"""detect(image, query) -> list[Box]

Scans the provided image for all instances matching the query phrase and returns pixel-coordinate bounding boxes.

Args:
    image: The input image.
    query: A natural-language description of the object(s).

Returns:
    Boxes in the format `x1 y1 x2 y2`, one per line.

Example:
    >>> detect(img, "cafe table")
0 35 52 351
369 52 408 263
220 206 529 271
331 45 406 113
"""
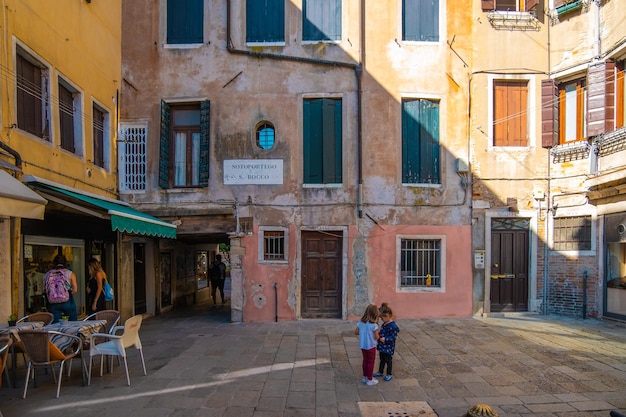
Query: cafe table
0 322 45 387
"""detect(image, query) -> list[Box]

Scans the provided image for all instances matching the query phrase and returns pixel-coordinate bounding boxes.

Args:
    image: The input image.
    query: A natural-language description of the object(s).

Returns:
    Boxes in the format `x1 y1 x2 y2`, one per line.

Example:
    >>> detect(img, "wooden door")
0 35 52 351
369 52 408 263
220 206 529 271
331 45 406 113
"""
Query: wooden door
134 243 147 314
490 220 529 312
301 231 342 318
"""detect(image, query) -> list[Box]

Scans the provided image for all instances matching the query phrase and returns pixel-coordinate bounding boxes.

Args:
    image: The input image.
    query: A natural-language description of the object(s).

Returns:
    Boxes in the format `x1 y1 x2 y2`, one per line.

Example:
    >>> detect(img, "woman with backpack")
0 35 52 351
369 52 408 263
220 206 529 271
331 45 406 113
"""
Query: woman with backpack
44 254 78 323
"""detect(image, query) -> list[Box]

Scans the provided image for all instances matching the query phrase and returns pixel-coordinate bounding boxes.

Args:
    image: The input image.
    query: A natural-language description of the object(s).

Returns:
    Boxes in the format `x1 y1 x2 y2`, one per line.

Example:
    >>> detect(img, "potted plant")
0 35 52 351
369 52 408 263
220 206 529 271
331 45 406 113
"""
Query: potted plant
8 314 17 326
60 314 69 323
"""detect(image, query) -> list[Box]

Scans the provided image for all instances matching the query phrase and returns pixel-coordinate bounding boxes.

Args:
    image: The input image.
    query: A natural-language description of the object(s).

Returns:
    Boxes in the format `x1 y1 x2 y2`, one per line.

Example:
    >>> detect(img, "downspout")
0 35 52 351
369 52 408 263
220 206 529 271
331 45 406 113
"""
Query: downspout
225 0 363 216
543 6 551 316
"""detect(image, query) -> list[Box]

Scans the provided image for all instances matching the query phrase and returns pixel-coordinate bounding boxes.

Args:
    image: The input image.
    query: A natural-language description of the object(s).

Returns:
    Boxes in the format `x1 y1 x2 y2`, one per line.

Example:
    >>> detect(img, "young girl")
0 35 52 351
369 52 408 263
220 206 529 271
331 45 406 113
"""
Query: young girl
355 304 380 385
373 303 400 381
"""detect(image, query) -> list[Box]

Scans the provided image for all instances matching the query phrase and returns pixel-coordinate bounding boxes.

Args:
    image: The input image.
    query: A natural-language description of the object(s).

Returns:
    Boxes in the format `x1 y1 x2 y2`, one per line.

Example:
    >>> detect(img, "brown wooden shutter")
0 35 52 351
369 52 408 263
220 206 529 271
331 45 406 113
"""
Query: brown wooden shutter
617 66 625 128
482 0 495 11
525 0 539 11
587 60 615 137
541 79 559 148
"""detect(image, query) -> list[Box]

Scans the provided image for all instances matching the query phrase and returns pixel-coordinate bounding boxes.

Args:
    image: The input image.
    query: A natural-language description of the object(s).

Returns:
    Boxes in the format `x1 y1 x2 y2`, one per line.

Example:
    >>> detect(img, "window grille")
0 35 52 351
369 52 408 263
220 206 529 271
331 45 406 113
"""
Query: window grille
400 239 441 287
119 124 147 191
553 216 591 251
264 230 285 260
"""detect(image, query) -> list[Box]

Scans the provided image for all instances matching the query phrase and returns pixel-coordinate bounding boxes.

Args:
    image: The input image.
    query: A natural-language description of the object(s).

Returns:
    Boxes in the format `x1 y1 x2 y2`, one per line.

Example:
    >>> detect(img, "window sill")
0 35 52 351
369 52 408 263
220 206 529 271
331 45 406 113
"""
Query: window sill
302 183 342 188
163 43 204 49
245 41 286 47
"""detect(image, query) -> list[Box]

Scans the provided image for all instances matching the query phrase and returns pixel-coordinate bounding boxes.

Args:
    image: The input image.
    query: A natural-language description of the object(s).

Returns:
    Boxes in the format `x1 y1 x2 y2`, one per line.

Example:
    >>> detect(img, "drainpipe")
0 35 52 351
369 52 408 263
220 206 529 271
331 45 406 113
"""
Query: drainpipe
273 282 278 322
0 140 23 317
582 270 588 319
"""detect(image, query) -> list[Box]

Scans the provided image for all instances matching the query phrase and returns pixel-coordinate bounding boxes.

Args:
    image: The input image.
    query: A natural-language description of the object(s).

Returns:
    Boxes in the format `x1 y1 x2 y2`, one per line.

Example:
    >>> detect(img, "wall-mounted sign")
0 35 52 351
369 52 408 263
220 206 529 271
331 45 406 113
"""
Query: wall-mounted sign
224 159 283 185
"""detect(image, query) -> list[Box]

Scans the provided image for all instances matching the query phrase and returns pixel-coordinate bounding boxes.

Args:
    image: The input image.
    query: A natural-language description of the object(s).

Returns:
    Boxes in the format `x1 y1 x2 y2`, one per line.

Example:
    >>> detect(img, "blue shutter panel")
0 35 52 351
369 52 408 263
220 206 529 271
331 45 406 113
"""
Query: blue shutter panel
303 99 323 183
167 0 203 44
403 0 438 42
420 100 440 183
247 0 284 43
199 100 210 187
303 0 341 41
159 101 171 189
402 100 420 183
323 99 342 183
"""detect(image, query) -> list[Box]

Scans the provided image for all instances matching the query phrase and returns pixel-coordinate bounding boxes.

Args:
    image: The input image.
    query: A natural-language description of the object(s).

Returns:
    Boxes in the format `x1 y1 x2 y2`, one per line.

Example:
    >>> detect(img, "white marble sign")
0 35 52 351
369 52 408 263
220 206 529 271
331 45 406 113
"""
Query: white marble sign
224 159 283 185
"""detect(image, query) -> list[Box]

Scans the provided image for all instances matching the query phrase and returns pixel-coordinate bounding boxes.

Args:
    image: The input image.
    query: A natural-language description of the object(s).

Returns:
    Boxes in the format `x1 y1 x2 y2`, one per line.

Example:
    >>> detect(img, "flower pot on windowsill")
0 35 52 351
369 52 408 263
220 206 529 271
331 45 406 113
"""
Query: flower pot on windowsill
7 320 16 327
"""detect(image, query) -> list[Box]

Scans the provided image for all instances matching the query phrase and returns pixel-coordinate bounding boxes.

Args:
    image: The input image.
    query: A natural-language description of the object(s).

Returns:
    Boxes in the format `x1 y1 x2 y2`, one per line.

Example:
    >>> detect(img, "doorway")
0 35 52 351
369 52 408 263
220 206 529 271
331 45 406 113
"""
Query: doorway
490 218 529 312
301 231 342 318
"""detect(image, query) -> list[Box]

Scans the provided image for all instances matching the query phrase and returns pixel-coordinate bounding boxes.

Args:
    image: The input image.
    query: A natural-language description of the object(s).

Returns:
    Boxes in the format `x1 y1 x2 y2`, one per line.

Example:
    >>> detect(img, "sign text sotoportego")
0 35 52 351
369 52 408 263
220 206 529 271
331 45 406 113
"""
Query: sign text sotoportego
223 159 284 185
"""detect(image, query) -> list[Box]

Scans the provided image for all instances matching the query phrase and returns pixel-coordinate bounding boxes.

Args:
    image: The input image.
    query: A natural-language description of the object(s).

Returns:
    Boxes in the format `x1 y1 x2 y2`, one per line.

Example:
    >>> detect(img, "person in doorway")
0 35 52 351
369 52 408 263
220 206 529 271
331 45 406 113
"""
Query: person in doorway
44 254 78 323
355 304 380 386
86 258 107 314
373 302 400 381
209 254 227 305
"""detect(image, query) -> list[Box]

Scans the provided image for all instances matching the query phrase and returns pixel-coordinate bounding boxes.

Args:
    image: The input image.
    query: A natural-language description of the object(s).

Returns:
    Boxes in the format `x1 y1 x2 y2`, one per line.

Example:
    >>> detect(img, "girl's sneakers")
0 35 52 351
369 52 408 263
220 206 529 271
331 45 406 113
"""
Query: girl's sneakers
384 375 393 381
366 378 379 385
372 372 383 377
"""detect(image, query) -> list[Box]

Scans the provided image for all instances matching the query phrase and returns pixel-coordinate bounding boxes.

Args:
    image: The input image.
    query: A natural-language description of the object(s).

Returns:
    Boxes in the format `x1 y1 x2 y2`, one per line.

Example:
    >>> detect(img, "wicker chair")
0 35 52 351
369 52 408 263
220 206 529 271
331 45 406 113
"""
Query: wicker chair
0 336 12 388
82 310 120 336
19 330 83 398
16 312 54 325
87 314 146 386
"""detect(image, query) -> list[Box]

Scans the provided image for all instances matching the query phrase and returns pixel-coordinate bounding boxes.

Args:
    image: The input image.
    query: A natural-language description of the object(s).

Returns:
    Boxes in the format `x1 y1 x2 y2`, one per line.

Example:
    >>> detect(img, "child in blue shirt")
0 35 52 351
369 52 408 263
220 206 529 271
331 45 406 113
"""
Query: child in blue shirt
373 303 400 381
355 304 380 385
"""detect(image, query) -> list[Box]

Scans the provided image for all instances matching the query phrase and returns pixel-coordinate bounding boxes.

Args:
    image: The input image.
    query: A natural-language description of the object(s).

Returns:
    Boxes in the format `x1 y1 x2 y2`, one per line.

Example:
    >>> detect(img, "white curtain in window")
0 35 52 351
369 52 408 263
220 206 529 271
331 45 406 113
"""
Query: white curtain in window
174 132 186 186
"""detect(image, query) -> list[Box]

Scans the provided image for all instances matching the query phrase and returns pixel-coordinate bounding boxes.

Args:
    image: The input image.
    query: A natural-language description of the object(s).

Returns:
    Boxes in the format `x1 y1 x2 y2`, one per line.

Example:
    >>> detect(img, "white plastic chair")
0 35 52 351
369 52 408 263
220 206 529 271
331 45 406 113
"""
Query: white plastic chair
87 314 146 386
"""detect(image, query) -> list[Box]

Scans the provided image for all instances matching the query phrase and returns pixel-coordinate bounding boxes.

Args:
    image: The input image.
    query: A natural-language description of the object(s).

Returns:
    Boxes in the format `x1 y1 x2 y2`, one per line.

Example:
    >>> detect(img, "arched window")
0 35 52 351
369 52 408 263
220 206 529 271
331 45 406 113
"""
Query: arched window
256 122 275 149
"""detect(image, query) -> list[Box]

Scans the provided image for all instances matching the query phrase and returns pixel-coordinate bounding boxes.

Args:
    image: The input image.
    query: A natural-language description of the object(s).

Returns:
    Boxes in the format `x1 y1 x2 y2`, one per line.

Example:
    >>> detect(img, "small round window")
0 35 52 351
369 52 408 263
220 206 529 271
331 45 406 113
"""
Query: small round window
256 122 275 150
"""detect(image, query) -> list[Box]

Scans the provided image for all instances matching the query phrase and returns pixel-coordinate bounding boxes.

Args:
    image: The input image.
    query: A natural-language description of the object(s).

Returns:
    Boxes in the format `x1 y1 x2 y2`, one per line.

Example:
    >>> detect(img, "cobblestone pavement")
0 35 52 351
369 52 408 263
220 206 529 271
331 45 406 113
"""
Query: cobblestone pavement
1 303 625 417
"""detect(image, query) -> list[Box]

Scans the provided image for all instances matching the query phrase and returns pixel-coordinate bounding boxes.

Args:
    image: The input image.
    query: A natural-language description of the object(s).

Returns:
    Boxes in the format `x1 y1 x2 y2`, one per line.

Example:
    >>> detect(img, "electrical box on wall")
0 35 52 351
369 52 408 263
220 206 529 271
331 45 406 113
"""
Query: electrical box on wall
533 188 545 200
455 158 469 173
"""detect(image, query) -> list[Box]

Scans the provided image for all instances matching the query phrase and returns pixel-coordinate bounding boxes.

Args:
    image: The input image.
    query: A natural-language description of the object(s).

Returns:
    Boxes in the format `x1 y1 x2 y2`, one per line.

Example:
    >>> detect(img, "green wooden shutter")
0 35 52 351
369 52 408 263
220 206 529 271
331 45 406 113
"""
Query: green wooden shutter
402 100 420 183
247 0 284 43
303 99 323 183
403 100 440 184
303 0 341 41
167 0 203 44
199 100 210 187
403 0 438 42
323 99 342 183
419 100 440 184
159 101 171 189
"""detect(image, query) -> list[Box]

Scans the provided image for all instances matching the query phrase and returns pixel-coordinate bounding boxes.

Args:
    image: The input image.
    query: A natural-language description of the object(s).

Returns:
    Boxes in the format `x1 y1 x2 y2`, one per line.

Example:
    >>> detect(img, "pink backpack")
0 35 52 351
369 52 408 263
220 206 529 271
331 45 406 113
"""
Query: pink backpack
45 269 70 303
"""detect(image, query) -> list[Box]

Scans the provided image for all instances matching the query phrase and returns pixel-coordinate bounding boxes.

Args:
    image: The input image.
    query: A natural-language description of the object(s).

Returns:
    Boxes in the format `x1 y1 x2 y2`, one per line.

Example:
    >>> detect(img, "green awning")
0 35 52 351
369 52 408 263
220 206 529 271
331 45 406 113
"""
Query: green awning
28 180 176 239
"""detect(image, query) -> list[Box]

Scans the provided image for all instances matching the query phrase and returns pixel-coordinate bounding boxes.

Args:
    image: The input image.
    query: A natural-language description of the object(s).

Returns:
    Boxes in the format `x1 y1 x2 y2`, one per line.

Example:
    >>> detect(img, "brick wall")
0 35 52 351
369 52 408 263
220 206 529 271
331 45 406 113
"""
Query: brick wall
547 252 599 318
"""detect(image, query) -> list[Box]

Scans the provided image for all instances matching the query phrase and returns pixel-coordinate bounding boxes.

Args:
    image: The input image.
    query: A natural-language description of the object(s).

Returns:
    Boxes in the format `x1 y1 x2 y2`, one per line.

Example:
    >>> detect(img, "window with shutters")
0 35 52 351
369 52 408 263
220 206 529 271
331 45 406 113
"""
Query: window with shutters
481 0 539 12
559 79 587 143
493 80 528 147
402 99 440 184
159 101 210 189
92 103 110 170
402 0 439 42
16 46 50 140
259 227 288 263
58 78 82 155
167 0 203 44
246 0 284 44
303 98 342 185
302 0 341 42
119 123 147 192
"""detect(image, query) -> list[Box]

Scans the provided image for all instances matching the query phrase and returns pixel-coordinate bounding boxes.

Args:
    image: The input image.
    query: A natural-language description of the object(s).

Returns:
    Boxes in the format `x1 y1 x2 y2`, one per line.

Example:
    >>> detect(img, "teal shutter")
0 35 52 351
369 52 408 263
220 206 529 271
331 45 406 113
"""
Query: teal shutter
246 0 284 42
402 100 440 184
199 100 210 187
323 99 342 183
303 99 323 183
167 0 203 44
303 0 341 41
403 0 439 42
304 98 342 184
159 101 171 189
